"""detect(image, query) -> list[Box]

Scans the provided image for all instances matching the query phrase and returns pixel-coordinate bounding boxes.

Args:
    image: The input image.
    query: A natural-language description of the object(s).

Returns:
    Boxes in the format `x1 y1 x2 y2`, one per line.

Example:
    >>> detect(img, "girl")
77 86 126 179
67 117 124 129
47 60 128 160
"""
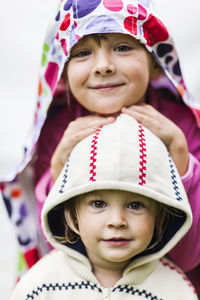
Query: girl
10 115 197 299
1 0 200 292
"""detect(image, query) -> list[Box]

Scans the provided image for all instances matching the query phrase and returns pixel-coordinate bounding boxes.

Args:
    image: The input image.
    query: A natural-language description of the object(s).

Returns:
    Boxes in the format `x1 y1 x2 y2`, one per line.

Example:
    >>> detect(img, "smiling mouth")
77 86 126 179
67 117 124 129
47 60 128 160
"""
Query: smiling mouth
90 83 125 91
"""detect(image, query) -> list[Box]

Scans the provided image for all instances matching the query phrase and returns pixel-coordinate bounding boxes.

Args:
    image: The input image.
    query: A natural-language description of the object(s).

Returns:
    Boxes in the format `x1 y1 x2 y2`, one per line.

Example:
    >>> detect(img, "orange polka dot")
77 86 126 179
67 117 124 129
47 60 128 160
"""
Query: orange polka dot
38 79 42 96
11 188 21 198
177 85 184 97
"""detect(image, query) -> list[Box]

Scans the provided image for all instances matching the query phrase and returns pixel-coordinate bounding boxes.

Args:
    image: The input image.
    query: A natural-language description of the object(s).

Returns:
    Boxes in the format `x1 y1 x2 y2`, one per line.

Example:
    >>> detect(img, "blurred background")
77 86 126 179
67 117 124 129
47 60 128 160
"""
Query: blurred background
0 0 200 298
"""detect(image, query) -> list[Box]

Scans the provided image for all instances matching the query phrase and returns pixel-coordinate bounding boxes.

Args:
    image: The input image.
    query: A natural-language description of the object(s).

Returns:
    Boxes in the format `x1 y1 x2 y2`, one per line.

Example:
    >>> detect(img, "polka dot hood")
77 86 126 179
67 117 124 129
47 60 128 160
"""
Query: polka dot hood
4 0 200 178
37 0 199 114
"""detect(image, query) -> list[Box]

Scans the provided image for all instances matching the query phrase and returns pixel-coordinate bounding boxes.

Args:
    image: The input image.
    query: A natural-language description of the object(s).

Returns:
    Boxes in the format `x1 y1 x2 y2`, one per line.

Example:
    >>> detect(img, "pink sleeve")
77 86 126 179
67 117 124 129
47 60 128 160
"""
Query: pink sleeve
35 168 54 250
167 153 200 271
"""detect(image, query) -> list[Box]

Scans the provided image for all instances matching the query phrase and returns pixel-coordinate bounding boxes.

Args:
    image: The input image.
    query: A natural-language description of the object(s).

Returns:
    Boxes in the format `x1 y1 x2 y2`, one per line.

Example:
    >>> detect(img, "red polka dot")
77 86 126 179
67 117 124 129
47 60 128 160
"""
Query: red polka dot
127 4 137 15
0 183 5 191
138 4 147 20
61 39 68 56
74 20 77 28
24 248 40 268
103 0 123 11
124 16 137 35
55 32 59 40
11 188 21 198
37 101 41 109
143 14 169 46
60 13 71 31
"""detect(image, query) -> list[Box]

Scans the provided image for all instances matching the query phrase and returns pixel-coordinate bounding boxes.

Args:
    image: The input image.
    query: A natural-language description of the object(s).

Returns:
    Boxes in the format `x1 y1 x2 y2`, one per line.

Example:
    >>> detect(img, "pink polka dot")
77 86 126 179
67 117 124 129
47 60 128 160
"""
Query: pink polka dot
61 39 68 56
60 13 71 31
138 4 147 20
76 35 81 41
124 16 137 35
127 4 137 15
55 32 59 40
103 0 123 11
44 62 59 93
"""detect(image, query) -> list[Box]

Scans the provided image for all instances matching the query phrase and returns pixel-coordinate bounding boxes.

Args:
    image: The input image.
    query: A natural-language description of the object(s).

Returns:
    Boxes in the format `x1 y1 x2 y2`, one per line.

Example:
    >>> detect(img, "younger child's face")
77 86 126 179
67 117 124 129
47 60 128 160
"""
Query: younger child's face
66 33 157 115
75 190 157 272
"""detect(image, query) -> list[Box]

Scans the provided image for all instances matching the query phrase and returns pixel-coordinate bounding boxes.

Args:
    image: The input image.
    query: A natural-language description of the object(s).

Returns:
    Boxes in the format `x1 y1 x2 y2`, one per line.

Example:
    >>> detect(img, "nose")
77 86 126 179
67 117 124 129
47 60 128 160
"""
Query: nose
93 49 115 76
107 209 127 229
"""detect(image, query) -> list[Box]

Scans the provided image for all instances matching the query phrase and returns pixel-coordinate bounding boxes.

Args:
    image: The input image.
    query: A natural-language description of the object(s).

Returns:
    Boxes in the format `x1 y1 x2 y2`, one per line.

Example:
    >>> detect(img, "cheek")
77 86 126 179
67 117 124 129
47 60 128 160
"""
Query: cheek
136 215 156 239
67 62 81 87
77 213 96 237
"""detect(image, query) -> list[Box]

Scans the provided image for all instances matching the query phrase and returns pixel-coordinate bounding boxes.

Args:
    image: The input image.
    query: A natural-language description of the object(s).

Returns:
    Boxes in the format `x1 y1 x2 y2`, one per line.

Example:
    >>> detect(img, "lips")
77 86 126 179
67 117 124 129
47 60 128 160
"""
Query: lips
89 83 125 90
104 237 131 246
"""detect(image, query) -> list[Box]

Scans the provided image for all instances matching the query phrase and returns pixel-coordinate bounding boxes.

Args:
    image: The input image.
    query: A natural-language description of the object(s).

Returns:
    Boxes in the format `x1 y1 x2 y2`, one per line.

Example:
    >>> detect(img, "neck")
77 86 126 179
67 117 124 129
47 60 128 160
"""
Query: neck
88 255 130 288
93 264 123 288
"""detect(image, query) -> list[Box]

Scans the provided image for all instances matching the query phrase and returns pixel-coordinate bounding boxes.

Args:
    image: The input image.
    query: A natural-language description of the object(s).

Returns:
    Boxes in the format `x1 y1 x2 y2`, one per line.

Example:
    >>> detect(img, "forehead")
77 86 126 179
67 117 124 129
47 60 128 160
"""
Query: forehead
79 189 154 203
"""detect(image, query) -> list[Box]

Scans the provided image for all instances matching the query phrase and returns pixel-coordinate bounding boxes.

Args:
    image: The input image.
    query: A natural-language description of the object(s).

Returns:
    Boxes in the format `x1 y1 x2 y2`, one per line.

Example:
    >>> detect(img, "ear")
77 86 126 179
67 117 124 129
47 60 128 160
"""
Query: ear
150 60 162 79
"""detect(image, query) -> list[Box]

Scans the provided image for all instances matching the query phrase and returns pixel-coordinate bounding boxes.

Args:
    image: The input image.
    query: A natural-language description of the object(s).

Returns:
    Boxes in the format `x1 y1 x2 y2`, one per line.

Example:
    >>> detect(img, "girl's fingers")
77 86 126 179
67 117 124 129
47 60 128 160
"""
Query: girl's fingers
121 107 151 125
121 104 157 118
50 115 115 182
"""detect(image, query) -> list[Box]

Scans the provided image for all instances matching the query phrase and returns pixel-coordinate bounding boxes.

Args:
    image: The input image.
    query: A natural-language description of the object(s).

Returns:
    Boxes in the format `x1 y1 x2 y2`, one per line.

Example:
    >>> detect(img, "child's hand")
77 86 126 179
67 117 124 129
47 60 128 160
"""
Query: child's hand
50 115 115 182
121 104 189 176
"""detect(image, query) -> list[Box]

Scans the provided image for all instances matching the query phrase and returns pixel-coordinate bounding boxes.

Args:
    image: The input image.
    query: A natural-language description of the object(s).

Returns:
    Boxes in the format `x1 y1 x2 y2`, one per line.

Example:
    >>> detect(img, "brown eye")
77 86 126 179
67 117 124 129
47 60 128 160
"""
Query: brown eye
90 200 106 209
128 201 144 210
114 45 132 52
73 50 91 57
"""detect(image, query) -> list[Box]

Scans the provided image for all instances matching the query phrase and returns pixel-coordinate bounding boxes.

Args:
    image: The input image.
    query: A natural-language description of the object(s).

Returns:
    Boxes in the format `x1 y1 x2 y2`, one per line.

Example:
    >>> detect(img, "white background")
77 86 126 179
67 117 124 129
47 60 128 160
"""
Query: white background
0 1 200 298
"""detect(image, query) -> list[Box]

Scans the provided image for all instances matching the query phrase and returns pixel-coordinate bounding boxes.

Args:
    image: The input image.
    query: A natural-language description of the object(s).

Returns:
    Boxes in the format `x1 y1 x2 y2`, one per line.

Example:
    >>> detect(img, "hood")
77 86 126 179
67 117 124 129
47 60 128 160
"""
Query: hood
42 114 192 269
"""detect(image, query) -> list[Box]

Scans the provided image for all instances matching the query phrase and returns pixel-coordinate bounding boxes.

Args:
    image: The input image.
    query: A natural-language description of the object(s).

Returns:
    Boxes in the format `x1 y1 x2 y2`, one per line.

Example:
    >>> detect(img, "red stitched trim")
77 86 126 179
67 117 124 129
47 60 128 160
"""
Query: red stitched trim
89 126 102 181
160 258 197 294
138 124 147 185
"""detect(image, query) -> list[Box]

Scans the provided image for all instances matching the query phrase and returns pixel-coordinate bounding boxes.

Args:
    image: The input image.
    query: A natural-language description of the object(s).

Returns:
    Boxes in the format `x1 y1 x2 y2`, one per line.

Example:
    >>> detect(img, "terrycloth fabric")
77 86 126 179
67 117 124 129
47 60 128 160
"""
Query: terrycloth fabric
1 0 200 285
11 114 197 299
10 250 197 300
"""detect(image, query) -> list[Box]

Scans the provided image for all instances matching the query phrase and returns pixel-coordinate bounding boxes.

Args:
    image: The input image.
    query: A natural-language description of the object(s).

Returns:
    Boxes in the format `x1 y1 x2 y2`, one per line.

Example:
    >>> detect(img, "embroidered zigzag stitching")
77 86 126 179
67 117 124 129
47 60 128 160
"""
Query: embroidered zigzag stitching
168 154 182 201
89 126 102 182
138 124 147 186
26 281 102 299
59 158 69 194
160 258 197 294
112 285 162 299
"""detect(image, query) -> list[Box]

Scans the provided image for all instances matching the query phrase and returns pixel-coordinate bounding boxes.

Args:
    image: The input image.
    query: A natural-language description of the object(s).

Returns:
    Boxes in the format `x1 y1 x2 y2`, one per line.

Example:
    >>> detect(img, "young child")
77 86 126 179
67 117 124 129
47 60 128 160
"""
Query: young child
10 114 197 299
1 0 200 291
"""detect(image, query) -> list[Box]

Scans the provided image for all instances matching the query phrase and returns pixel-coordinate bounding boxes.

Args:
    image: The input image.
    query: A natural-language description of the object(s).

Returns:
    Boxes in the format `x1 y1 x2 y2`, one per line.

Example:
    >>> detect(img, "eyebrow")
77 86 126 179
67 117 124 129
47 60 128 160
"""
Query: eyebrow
78 33 108 47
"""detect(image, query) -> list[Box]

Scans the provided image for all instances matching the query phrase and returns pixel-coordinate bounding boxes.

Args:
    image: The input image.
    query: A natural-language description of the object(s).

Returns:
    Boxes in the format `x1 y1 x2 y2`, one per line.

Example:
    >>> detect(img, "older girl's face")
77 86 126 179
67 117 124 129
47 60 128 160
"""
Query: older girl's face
66 33 158 114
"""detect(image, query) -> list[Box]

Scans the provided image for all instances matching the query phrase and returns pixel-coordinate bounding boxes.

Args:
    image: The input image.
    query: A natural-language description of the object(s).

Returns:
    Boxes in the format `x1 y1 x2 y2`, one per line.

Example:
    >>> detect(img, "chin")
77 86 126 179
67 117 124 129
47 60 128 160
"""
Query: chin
91 104 123 115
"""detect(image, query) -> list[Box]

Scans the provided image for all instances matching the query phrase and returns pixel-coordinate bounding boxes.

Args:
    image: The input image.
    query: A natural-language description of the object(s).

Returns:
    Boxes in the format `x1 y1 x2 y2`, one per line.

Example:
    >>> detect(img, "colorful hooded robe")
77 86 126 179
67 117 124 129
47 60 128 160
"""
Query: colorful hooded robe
1 0 200 291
